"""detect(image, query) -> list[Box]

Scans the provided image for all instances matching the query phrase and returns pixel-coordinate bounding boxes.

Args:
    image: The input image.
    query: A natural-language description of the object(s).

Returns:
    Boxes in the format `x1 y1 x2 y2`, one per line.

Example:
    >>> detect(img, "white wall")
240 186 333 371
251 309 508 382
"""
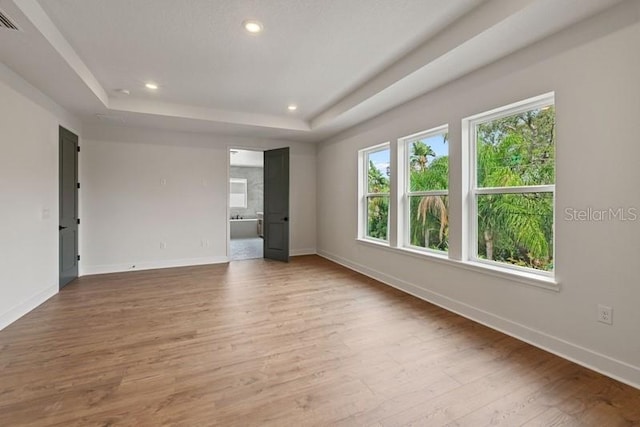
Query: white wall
316 5 640 387
0 62 81 329
80 124 316 274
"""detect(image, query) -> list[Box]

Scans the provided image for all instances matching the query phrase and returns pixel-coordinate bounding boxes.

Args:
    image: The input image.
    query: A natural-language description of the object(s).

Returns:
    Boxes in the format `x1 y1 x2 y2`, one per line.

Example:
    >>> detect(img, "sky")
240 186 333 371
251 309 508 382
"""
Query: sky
369 133 448 176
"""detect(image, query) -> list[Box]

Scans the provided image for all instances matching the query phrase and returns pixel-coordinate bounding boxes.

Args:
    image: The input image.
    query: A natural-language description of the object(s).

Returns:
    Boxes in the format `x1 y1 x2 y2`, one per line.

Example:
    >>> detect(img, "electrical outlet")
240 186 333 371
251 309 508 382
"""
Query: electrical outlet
160 242 167 249
597 304 613 325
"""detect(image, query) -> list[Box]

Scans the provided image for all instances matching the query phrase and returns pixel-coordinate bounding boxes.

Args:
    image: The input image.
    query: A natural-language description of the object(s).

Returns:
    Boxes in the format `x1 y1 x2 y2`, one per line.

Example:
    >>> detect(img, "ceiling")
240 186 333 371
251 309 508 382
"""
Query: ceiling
0 0 626 142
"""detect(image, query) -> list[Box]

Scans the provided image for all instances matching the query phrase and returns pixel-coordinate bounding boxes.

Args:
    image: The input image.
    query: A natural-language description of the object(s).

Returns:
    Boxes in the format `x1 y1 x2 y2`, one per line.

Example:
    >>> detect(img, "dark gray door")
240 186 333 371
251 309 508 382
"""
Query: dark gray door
59 127 78 288
263 147 289 262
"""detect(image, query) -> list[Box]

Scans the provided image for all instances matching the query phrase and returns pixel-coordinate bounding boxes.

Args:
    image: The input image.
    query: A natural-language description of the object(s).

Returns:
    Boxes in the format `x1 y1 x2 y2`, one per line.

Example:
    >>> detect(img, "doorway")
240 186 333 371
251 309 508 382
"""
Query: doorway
229 149 264 260
228 147 290 262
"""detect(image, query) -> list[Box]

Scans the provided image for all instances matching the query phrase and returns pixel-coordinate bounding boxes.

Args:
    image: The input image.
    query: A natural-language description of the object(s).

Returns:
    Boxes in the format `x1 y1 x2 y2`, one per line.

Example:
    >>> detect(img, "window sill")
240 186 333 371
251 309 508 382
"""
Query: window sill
357 237 390 248
355 238 559 292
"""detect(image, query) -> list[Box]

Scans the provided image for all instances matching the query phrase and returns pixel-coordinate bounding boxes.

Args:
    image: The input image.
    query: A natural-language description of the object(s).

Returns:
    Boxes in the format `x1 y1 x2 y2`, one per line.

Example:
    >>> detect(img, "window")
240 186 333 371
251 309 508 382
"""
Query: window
356 93 556 285
401 126 449 252
229 178 248 208
360 143 390 242
468 94 555 273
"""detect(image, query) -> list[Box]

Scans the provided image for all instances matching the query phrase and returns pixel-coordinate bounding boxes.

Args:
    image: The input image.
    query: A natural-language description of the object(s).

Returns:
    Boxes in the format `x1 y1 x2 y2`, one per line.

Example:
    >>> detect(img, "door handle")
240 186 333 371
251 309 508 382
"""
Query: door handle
59 226 67 231
283 217 288 222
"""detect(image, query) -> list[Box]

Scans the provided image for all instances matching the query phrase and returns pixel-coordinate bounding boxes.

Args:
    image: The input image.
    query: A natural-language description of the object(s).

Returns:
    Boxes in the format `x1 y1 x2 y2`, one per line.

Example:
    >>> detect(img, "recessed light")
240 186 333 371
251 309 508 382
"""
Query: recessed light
145 82 158 90
243 20 263 34
287 104 298 111
114 88 130 96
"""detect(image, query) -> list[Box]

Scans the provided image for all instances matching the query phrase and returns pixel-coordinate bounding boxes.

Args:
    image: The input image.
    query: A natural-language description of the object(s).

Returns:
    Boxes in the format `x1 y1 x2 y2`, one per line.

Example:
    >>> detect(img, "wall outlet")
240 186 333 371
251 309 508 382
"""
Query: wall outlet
160 242 167 249
597 304 613 325
201 239 210 248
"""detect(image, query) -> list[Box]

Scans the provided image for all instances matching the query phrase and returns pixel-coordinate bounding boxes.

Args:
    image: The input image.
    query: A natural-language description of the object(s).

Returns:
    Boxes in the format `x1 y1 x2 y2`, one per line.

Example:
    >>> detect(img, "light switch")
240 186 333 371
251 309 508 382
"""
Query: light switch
42 208 50 220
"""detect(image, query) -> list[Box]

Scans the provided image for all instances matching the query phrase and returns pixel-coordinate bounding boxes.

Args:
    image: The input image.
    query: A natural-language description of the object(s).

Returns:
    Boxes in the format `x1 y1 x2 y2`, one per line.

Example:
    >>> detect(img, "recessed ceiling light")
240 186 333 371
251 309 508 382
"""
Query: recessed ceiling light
243 20 263 34
114 88 130 96
287 104 298 111
145 82 158 90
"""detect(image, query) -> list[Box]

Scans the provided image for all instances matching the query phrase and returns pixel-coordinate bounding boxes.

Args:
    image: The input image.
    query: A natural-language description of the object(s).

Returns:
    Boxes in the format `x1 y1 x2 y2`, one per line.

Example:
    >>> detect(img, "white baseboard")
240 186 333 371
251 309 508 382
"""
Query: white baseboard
317 249 640 390
80 251 317 275
80 256 229 276
291 248 317 256
0 284 58 331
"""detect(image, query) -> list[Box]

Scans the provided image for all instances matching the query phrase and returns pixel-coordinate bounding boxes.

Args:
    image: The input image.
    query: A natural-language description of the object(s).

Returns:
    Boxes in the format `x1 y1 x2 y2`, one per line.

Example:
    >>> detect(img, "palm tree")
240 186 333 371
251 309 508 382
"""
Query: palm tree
410 141 436 171
416 195 448 247
409 155 449 249
475 107 555 269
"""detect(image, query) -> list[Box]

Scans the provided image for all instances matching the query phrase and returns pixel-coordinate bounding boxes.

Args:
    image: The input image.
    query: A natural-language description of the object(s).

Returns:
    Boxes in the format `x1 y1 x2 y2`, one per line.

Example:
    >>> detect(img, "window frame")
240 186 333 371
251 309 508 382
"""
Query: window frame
466 93 555 277
359 142 391 244
400 124 449 254
229 177 248 209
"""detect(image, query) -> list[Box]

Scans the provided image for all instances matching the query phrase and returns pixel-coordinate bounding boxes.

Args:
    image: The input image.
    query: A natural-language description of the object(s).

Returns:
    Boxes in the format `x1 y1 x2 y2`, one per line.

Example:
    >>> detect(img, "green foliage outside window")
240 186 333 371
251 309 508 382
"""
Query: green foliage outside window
408 138 449 251
476 106 555 271
367 160 389 240
366 105 554 271
407 105 555 270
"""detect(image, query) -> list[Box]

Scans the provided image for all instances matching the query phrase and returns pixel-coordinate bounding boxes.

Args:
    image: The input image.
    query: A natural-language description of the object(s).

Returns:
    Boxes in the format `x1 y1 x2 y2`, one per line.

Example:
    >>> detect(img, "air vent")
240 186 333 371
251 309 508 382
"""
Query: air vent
0 10 19 31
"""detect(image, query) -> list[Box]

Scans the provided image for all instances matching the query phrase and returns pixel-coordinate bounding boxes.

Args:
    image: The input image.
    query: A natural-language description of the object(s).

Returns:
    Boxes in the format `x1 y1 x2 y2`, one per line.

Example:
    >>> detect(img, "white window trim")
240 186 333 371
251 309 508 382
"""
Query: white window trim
229 178 248 209
358 142 391 243
399 125 449 255
466 92 555 278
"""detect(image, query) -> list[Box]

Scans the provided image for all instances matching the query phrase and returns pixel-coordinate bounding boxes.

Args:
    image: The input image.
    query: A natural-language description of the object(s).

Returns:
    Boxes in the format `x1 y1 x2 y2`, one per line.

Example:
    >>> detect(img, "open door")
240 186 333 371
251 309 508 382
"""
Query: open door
59 126 79 288
263 147 289 262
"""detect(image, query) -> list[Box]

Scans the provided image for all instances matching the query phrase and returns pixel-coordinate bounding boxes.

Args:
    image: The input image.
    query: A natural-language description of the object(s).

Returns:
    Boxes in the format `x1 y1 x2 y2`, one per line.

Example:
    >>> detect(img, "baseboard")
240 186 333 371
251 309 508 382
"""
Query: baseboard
80 256 230 276
0 284 58 331
291 248 317 256
81 251 317 275
317 249 640 390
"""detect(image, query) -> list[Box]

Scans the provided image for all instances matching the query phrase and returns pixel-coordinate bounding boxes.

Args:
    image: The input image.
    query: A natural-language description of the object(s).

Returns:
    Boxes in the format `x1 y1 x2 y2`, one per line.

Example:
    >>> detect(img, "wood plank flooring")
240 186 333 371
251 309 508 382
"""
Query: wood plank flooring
1 255 639 426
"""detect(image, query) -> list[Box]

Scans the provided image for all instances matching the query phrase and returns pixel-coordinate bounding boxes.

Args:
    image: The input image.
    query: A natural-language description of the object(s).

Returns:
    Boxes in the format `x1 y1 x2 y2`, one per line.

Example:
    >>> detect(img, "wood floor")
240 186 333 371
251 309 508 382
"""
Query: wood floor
1 256 639 426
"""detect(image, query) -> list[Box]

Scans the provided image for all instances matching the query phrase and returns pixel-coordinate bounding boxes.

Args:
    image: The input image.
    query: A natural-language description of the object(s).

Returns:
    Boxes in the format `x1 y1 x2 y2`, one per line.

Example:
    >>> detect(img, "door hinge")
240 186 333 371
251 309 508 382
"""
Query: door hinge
77 146 80 152
77 255 80 261
77 182 80 189
77 218 80 225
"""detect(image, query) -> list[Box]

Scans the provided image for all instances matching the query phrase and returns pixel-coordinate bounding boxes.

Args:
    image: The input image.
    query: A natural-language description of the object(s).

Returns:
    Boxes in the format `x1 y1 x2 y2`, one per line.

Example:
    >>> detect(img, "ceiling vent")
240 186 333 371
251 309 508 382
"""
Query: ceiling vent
0 10 19 31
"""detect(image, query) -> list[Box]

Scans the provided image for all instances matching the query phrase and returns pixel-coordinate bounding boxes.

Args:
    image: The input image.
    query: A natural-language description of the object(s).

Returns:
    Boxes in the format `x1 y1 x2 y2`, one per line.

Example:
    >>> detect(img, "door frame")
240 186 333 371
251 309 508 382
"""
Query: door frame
226 146 265 261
